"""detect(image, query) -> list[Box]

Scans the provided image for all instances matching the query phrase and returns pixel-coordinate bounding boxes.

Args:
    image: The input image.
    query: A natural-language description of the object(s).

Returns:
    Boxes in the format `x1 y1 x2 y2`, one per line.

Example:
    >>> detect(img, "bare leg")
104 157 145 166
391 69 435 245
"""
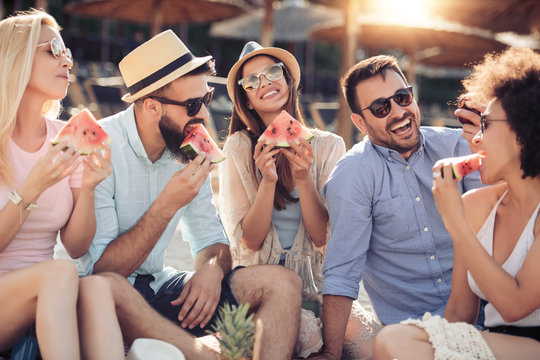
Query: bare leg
99 272 218 360
482 331 540 360
373 324 434 360
229 265 302 360
0 260 80 360
78 275 124 360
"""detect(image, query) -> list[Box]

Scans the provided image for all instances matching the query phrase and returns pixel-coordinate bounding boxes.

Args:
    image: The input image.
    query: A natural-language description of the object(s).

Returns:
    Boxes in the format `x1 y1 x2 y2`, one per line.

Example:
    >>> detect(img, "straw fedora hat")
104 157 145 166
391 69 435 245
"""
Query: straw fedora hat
126 338 185 360
120 29 212 103
226 41 301 104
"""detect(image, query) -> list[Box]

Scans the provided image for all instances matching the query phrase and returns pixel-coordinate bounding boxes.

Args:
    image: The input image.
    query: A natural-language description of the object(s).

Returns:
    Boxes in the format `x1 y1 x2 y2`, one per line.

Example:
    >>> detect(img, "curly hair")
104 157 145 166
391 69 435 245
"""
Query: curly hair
462 48 540 179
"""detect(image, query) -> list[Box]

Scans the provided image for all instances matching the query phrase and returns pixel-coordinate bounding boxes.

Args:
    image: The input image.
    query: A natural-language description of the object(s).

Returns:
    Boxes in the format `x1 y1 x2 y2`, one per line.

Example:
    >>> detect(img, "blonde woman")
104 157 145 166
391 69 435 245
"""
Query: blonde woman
0 10 122 359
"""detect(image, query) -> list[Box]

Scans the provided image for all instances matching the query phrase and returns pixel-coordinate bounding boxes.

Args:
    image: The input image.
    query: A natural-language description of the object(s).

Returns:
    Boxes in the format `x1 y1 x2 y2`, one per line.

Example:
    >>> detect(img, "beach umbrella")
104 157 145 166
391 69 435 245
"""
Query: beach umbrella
209 0 342 44
425 0 540 36
64 0 250 36
311 15 508 79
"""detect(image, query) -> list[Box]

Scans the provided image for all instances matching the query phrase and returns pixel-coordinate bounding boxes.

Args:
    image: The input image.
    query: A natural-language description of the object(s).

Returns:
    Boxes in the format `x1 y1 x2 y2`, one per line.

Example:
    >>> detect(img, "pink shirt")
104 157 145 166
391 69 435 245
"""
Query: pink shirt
0 118 82 274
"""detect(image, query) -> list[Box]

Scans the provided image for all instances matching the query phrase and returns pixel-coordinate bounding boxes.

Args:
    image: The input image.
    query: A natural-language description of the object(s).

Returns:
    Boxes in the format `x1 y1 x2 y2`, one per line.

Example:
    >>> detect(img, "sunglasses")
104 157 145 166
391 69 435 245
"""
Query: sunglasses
37 38 73 62
238 62 285 92
149 88 215 117
359 86 414 118
480 114 507 134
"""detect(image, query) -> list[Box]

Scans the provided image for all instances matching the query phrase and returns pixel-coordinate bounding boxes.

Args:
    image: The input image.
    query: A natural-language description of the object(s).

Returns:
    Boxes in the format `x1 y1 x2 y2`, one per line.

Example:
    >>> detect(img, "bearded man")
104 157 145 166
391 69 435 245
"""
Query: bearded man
73 30 301 360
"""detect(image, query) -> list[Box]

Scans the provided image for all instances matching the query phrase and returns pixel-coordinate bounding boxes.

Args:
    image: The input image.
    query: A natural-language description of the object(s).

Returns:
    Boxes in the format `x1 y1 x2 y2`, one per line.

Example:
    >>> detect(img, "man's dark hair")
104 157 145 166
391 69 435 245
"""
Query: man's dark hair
341 55 408 115
463 48 540 178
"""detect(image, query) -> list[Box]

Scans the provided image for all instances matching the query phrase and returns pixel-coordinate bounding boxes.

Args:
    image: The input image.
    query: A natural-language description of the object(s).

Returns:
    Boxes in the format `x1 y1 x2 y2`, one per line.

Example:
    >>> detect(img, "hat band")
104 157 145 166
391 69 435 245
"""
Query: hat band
128 52 195 95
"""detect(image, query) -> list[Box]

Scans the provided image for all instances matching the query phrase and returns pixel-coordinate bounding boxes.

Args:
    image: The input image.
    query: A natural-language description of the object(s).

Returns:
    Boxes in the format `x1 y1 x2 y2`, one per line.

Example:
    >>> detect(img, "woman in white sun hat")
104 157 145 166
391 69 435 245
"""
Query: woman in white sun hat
219 41 382 358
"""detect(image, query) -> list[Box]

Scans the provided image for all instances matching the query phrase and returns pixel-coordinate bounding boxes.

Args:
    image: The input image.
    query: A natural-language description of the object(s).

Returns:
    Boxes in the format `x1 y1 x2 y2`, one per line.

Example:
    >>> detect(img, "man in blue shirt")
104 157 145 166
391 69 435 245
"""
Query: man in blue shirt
314 55 483 359
76 30 301 359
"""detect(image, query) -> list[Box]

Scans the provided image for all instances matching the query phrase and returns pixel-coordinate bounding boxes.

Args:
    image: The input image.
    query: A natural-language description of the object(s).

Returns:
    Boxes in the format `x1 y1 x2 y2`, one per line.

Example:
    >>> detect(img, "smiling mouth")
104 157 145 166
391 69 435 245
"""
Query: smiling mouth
262 90 279 99
389 118 411 135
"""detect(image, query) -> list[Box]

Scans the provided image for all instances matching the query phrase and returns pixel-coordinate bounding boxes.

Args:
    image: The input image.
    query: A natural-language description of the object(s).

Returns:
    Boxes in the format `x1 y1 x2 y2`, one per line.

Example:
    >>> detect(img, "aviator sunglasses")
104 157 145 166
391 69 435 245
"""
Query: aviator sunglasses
480 114 507 134
238 62 285 92
37 38 73 62
148 87 215 117
359 86 414 118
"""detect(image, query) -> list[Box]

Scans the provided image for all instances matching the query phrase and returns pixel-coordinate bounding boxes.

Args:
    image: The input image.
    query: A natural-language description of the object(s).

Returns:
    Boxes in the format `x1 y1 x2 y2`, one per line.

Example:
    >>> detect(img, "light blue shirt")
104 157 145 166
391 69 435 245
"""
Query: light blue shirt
322 127 483 325
76 106 228 291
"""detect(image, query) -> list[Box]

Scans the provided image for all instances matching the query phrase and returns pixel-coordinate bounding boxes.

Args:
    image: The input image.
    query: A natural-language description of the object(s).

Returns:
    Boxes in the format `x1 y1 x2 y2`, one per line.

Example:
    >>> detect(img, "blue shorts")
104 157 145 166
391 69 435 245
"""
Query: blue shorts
133 267 241 337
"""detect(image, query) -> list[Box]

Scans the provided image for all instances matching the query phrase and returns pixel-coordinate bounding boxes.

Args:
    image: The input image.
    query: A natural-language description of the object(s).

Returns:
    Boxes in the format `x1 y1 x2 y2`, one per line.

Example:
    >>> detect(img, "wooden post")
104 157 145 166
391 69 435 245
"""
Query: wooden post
334 0 360 149
151 0 164 36
260 0 274 47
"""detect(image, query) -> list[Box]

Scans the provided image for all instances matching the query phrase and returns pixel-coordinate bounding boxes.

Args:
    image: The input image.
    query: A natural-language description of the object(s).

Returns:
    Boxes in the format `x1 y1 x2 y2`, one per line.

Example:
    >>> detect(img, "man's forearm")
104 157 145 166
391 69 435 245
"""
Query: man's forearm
321 294 353 358
194 243 232 278
94 196 176 276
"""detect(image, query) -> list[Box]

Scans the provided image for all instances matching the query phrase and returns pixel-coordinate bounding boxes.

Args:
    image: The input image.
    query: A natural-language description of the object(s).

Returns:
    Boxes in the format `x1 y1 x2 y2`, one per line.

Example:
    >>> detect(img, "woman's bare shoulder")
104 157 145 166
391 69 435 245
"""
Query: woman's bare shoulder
463 182 508 232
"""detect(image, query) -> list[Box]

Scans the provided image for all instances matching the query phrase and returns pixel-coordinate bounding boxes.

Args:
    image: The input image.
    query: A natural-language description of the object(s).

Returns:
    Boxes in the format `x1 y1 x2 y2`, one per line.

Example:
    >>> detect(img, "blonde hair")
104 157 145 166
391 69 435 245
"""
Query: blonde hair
0 9 61 185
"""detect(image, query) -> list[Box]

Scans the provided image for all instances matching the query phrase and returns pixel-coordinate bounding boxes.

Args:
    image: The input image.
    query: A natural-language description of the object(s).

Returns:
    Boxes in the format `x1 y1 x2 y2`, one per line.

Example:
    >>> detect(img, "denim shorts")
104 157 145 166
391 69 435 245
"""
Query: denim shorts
133 267 241 337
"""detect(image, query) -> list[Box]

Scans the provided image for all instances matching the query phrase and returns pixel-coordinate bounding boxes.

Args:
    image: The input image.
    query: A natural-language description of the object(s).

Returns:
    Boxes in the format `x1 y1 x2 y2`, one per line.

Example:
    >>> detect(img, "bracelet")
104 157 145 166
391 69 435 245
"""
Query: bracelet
8 190 38 224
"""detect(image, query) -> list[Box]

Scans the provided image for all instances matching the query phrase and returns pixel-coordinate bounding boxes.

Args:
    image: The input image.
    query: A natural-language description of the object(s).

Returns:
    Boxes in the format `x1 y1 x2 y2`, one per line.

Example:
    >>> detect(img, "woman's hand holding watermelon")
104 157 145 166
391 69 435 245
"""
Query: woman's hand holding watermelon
431 161 467 232
254 140 279 184
281 138 314 185
80 143 112 192
21 140 81 199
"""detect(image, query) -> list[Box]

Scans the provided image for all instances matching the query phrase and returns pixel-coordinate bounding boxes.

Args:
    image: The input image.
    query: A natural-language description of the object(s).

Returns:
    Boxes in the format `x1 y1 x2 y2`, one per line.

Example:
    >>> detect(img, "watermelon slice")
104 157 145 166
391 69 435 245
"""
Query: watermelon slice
258 110 313 147
179 123 225 163
440 153 485 180
51 108 111 155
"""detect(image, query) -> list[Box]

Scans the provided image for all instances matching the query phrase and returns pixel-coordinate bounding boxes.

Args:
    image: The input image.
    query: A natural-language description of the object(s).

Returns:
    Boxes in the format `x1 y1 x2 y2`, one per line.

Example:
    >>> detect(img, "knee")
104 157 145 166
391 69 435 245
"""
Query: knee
272 266 302 305
373 325 404 359
45 259 79 286
94 271 130 299
79 275 113 298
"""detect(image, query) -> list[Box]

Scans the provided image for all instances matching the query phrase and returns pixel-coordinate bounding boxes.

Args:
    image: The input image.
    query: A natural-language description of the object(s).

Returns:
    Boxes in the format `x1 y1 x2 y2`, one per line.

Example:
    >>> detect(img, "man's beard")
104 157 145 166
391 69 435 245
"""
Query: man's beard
158 114 203 163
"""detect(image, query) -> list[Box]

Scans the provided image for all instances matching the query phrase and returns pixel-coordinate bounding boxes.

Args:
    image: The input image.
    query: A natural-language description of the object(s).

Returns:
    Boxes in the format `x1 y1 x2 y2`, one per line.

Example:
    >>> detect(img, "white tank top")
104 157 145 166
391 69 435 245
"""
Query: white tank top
467 190 540 328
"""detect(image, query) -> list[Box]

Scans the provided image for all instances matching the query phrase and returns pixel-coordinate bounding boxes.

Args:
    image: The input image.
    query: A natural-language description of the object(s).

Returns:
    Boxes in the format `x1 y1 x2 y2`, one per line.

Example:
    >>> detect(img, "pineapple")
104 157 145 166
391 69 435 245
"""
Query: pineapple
209 302 255 360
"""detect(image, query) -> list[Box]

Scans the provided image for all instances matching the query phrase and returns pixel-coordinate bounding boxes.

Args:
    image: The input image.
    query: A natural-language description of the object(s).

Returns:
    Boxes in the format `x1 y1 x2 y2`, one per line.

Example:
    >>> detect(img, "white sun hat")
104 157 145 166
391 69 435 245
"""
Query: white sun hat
126 338 186 360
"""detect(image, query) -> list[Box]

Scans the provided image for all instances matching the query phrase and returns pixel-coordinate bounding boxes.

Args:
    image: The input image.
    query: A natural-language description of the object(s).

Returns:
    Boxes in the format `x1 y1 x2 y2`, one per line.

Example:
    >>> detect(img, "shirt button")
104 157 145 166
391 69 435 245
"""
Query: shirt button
415 196 420 202
387 156 392 161
430 255 435 260
424 226 429 232
405 165 411 170
437 278 442 283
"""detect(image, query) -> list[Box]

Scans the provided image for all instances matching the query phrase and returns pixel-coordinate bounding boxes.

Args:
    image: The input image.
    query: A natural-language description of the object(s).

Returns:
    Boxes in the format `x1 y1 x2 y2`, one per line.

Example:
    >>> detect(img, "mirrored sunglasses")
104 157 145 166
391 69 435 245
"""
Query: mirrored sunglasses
360 86 414 118
37 38 73 62
149 87 215 117
238 62 285 92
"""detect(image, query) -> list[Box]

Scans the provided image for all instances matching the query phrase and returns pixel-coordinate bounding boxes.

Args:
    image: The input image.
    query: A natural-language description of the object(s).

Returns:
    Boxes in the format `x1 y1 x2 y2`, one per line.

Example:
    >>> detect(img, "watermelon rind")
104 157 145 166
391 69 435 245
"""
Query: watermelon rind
179 124 226 164
257 110 314 147
179 142 226 164
51 108 111 155
444 153 483 180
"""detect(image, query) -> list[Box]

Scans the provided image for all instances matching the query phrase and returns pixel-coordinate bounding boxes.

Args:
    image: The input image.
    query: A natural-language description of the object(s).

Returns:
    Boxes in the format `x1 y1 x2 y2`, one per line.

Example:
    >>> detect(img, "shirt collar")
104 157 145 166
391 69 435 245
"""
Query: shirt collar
367 129 426 163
